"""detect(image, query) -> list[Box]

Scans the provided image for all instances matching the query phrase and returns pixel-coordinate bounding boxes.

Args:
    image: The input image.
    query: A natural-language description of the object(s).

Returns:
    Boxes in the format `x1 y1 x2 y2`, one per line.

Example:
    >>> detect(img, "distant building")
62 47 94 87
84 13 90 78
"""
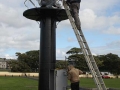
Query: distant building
0 58 15 69
0 58 7 69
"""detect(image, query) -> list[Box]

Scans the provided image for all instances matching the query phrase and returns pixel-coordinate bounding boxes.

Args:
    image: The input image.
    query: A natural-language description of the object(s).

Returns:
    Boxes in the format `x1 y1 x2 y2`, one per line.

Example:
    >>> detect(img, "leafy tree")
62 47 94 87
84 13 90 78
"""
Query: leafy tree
66 47 82 55
56 60 68 69
16 50 39 72
7 60 31 72
66 47 88 71
66 47 106 72
98 53 120 76
72 54 88 71
94 56 103 68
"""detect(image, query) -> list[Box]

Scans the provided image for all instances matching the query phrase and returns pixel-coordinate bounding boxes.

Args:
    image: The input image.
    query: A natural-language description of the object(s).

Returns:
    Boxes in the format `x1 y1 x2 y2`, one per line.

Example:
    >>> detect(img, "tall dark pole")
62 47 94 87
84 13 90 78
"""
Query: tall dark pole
39 17 56 90
23 8 68 90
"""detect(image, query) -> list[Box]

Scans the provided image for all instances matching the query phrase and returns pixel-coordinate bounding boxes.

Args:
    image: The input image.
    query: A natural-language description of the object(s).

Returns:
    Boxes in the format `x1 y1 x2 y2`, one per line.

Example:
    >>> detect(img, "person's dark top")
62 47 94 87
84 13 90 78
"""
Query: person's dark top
67 0 81 4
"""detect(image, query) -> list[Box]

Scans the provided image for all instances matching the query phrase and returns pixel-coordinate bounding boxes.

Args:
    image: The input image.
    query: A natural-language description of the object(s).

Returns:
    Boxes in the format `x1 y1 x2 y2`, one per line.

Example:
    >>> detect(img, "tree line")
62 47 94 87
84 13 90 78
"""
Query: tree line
7 47 120 76
8 50 39 72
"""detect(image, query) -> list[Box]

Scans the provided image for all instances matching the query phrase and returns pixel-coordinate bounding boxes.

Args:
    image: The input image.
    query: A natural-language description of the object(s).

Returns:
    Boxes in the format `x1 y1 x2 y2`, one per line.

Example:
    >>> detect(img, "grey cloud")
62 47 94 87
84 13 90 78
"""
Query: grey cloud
91 41 120 57
103 26 120 35
0 25 40 51
106 41 120 48
0 0 120 59
0 3 34 28
81 0 120 12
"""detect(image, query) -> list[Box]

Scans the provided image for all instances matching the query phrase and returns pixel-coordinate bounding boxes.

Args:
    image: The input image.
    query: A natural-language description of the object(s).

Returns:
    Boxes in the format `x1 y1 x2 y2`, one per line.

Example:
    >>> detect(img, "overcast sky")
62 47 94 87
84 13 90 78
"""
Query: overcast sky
0 0 120 59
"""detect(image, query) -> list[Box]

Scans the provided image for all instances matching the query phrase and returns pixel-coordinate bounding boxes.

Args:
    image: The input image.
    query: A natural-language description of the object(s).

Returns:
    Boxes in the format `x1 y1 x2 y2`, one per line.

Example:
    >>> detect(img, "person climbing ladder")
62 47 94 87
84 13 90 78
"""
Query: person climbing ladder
66 0 81 30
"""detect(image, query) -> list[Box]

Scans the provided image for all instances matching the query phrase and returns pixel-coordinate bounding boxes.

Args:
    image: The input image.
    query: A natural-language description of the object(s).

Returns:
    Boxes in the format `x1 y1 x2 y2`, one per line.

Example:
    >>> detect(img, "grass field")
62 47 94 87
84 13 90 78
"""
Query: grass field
80 78 120 89
0 76 120 90
0 77 38 90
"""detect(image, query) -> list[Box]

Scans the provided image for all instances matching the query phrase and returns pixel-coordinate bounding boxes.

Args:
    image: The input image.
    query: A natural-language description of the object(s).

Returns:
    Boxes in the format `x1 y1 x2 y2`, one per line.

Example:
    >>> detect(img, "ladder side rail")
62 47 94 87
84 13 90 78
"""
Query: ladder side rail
83 47 108 90
79 30 107 90
79 30 103 76
82 50 103 90
63 2 103 89
79 31 102 75
89 55 107 90
79 41 105 90
63 1 107 90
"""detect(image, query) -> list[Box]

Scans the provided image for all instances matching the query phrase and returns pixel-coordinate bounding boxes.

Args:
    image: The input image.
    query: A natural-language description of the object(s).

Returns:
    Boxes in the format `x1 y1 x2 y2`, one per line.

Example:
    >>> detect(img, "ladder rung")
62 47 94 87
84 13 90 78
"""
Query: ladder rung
96 83 104 85
84 54 91 56
79 34 83 36
88 54 92 56
97 76 101 78
83 41 86 43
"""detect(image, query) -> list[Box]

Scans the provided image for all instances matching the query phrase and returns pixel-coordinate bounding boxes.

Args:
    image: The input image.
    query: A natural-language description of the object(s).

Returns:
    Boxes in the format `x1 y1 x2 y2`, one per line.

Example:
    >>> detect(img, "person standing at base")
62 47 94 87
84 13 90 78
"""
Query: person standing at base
66 0 81 30
67 65 83 90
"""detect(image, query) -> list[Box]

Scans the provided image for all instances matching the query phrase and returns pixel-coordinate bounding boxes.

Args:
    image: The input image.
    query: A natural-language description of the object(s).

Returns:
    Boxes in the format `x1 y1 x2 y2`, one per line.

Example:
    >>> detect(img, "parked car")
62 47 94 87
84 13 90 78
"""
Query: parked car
102 75 110 79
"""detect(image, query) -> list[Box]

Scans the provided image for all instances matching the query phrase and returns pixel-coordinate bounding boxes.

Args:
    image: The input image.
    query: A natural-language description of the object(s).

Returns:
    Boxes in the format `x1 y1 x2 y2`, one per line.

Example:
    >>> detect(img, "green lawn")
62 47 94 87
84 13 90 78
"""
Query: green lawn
80 78 120 89
0 77 38 90
0 77 120 90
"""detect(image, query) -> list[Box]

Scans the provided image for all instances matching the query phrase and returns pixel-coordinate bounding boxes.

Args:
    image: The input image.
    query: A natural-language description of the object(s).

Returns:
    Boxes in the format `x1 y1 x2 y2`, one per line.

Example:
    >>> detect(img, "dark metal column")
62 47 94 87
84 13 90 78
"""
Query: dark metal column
39 17 56 90
23 7 68 90
39 17 52 90
50 19 56 90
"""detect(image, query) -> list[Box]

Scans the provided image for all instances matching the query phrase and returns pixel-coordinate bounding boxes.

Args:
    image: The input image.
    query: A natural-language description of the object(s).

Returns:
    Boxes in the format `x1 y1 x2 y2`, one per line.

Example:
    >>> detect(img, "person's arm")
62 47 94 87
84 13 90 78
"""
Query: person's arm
79 70 83 75
68 72 71 80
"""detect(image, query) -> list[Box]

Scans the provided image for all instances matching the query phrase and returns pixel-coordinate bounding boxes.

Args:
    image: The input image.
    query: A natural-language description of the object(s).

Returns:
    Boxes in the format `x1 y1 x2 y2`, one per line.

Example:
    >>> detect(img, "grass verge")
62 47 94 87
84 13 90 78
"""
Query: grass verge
0 76 38 90
80 78 120 89
0 76 120 90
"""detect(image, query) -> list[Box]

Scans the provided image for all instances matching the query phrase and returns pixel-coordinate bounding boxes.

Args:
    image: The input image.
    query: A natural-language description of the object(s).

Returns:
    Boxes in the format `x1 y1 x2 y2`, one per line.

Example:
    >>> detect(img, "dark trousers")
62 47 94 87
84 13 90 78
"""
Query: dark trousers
71 82 79 90
69 3 81 30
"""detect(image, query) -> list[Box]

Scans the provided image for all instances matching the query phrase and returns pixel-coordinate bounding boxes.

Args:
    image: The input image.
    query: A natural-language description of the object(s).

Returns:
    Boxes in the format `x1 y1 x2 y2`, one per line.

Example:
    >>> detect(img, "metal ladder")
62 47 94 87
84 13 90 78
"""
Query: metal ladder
63 1 107 90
